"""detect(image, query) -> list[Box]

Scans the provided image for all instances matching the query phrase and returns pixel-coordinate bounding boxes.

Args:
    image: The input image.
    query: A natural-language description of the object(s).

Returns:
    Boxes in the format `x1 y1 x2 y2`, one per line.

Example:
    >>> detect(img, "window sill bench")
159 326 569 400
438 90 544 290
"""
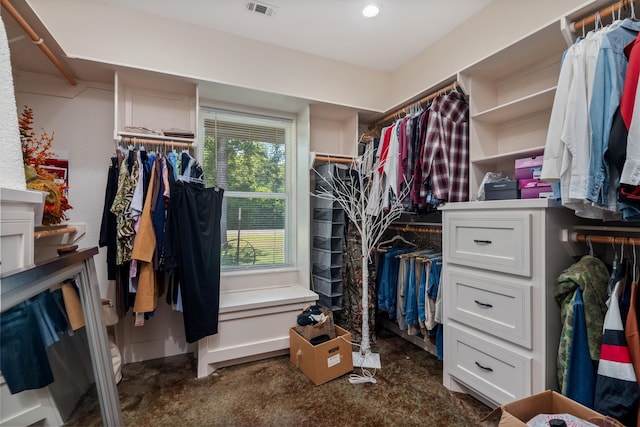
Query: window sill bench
197 284 318 378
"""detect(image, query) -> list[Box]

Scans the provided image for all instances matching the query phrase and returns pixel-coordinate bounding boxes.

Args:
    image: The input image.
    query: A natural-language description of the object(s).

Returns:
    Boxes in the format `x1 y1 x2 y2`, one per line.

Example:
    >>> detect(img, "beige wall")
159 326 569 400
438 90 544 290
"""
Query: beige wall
387 0 588 109
15 84 114 297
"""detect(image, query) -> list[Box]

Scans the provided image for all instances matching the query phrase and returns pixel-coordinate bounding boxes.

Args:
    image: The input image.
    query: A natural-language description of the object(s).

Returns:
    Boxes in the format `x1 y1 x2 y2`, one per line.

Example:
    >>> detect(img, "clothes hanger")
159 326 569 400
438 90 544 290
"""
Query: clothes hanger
377 234 417 250
587 235 594 256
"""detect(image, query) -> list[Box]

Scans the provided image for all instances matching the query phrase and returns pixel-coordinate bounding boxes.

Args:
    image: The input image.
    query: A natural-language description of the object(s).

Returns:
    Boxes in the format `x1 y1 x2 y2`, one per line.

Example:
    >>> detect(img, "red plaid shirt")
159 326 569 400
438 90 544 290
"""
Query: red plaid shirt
418 92 469 203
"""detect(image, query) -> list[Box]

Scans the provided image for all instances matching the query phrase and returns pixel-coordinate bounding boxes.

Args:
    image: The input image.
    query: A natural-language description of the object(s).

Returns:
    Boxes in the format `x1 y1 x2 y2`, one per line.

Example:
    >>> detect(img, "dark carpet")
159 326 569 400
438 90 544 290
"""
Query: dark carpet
65 328 493 426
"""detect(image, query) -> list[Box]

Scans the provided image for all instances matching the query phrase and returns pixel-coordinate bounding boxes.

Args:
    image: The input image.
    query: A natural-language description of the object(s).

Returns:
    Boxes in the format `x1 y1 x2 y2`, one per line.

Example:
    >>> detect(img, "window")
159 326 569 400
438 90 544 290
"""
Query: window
200 107 293 270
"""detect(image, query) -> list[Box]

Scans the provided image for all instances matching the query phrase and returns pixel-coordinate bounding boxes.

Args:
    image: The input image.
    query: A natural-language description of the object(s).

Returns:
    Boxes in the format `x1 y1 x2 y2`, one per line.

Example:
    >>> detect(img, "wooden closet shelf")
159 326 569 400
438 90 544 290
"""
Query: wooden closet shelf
34 226 78 240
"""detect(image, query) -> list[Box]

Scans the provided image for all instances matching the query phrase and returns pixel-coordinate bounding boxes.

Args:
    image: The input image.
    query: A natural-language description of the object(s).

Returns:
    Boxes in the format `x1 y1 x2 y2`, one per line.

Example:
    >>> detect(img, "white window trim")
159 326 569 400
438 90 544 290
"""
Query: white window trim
198 100 309 293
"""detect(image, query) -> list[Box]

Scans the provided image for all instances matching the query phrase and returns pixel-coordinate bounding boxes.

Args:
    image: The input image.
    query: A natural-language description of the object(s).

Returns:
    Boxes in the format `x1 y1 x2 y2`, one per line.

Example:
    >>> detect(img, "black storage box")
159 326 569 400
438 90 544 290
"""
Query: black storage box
484 180 519 200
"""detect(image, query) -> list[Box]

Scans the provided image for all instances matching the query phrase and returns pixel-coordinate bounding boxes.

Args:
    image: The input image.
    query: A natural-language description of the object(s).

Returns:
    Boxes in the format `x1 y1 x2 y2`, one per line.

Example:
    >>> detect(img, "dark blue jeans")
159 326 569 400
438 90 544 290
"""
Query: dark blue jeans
0 302 54 393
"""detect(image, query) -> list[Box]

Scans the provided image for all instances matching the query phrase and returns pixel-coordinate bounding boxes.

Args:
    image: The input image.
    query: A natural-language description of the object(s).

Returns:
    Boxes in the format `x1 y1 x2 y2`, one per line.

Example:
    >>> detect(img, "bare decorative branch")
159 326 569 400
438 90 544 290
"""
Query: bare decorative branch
311 144 411 356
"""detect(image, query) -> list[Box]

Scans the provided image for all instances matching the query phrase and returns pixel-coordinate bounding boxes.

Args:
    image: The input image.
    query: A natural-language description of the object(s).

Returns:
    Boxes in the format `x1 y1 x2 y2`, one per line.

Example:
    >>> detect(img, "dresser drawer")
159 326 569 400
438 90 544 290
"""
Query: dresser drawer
446 323 532 405
446 268 532 348
444 212 531 276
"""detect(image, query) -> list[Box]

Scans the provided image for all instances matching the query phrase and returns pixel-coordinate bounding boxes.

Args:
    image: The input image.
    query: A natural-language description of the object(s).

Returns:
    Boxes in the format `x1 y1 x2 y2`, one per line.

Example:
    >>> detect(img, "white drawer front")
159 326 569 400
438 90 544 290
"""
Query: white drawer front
446 323 532 405
445 213 531 276
446 268 532 348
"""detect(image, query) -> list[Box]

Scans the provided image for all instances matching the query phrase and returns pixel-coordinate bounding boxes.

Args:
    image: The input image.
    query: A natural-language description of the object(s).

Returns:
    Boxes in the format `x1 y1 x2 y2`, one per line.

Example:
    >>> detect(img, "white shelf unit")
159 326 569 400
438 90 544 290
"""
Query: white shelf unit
114 70 198 145
459 21 567 196
309 104 359 157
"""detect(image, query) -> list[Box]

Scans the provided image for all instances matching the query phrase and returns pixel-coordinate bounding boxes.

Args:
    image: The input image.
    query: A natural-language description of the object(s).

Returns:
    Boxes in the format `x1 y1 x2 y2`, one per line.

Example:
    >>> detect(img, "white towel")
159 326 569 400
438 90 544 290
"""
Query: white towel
0 15 26 191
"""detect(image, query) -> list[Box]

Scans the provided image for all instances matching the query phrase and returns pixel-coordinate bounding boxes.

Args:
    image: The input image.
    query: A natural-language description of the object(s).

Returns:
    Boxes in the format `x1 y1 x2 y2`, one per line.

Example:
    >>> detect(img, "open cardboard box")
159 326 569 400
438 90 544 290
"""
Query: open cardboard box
289 325 353 385
482 390 614 426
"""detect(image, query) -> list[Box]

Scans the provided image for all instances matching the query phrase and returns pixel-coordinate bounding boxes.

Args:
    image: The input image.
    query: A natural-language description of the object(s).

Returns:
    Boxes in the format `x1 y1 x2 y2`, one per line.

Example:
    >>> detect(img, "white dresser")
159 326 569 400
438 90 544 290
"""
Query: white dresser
440 199 579 407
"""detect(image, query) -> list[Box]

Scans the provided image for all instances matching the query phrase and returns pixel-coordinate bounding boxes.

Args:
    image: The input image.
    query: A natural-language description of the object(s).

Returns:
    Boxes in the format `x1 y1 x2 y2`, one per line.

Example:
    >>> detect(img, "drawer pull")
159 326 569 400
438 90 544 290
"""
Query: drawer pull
473 239 492 245
475 361 493 372
474 300 493 308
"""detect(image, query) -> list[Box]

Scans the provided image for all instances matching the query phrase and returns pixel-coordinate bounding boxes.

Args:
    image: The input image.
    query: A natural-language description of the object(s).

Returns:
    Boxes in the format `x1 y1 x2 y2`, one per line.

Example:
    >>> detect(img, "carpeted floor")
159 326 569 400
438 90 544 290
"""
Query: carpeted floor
65 328 494 426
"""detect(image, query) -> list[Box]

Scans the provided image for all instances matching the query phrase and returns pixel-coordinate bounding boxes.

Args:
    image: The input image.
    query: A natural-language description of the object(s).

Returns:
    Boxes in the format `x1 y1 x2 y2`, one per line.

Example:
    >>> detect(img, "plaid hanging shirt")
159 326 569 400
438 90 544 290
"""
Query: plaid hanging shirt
419 91 469 203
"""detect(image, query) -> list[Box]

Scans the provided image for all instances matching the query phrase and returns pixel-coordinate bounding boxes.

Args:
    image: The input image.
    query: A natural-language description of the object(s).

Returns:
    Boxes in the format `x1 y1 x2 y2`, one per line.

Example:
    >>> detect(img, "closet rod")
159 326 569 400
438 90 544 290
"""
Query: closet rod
370 81 460 130
0 0 77 86
314 155 354 165
118 136 194 149
388 225 442 234
571 0 637 32
313 153 356 165
573 233 640 247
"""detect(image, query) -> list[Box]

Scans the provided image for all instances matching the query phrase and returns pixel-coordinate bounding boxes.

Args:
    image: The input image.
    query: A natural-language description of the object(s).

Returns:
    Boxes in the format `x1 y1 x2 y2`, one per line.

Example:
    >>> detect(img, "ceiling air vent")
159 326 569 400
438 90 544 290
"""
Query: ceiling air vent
246 1 277 16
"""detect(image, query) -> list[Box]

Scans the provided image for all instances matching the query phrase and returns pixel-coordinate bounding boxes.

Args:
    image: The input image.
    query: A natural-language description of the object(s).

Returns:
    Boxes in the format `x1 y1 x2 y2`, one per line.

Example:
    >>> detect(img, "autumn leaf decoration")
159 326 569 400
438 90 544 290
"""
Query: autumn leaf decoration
19 106 72 225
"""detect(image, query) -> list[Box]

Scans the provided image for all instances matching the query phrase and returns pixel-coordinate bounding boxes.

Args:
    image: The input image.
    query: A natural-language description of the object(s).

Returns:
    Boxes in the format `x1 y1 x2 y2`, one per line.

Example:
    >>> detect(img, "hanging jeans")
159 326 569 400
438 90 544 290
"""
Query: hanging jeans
377 249 403 319
418 259 429 327
396 258 408 331
405 258 418 328
165 181 224 343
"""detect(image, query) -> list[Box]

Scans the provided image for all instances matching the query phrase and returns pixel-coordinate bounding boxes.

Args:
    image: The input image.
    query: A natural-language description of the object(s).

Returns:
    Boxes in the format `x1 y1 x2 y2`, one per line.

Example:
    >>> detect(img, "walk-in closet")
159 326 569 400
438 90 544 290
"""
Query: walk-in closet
2 0 640 425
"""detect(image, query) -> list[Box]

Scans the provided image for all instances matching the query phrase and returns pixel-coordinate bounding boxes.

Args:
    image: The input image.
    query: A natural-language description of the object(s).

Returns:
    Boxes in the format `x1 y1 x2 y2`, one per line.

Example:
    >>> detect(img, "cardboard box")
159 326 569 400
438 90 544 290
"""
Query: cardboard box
289 325 353 385
519 178 553 199
515 155 544 180
482 390 608 426
485 180 520 200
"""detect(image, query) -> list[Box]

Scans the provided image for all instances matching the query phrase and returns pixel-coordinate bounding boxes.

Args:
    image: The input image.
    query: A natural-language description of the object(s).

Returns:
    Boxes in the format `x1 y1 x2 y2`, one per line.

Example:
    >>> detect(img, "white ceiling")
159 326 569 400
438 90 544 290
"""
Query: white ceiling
99 0 494 72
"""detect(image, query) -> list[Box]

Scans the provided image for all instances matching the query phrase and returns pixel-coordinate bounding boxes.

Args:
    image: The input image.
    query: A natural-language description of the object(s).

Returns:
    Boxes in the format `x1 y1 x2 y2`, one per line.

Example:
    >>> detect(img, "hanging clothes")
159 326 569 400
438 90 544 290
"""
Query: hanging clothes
625 280 640 424
402 250 442 336
542 26 619 220
424 255 442 332
99 155 120 281
587 19 640 211
555 255 610 395
99 146 223 343
542 18 640 220
131 160 158 314
419 91 469 204
395 251 409 331
375 239 442 345
376 247 409 319
111 152 138 265
594 280 639 426
371 88 468 212
617 31 640 216
163 181 224 343
564 288 596 408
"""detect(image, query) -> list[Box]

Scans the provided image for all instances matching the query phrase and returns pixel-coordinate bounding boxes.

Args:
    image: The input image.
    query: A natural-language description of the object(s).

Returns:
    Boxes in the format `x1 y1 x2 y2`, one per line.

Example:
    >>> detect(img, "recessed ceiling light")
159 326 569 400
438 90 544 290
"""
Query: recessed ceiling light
362 4 380 18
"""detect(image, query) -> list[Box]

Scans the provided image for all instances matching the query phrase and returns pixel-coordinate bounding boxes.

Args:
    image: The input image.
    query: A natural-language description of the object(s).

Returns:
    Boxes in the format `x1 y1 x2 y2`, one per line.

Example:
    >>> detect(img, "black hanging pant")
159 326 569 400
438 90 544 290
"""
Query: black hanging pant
165 181 224 343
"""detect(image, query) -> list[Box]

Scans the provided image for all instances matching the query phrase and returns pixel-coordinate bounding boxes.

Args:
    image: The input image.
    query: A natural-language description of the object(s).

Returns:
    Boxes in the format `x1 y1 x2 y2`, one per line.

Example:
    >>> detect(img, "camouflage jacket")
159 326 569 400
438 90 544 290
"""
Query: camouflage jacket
554 255 610 394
